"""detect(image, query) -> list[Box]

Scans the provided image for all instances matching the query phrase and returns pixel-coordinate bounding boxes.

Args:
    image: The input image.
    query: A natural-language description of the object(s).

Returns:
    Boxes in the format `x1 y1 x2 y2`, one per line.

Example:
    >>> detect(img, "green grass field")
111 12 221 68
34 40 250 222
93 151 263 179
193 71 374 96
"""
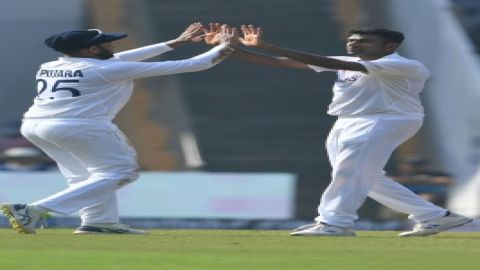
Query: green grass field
0 229 479 270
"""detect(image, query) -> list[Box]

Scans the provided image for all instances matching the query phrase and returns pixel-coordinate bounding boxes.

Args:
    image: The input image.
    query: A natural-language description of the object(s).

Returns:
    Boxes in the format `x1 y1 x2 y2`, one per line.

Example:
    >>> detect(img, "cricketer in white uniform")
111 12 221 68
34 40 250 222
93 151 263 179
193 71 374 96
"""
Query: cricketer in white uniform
223 25 472 236
0 23 237 234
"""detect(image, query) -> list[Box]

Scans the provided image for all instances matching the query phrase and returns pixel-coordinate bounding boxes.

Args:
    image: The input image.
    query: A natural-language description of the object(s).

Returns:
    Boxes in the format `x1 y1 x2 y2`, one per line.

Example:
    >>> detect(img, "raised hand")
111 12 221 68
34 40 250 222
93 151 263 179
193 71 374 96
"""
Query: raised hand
176 22 204 43
203 23 222 45
210 25 239 64
217 24 240 46
240 25 263 47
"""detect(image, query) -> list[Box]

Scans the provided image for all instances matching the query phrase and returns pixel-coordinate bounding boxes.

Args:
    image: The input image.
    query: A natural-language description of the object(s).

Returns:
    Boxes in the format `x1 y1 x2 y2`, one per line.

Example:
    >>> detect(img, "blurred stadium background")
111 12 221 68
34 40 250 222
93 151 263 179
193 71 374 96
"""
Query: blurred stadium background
1 0 480 230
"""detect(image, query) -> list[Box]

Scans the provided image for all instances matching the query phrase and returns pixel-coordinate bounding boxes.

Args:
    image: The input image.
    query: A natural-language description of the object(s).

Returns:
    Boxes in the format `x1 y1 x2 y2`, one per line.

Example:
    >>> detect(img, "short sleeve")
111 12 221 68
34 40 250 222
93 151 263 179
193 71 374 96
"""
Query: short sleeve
308 56 358 73
359 58 430 78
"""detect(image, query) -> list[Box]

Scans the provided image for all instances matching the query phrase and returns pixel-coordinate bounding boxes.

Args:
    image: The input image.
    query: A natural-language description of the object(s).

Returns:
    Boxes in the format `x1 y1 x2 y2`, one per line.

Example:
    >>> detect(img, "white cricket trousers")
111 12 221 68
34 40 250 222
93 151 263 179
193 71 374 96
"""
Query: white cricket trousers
21 119 139 225
316 115 446 228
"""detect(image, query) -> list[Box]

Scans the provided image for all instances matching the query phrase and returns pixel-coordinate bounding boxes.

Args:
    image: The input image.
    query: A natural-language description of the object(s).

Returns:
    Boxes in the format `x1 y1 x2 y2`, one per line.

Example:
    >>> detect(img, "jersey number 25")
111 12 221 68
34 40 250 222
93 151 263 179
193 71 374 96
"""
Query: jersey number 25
36 79 81 100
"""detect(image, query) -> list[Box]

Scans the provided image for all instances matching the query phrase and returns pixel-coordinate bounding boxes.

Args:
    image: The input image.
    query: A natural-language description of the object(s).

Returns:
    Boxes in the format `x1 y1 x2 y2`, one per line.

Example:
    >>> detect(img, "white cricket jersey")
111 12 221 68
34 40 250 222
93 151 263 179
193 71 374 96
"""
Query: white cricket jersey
309 53 430 117
24 43 229 120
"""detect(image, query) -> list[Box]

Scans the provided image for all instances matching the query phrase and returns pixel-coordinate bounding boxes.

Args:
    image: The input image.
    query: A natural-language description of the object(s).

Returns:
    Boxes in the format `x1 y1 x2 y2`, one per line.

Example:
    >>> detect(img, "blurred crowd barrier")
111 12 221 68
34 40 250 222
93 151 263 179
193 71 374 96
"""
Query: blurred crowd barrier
0 171 295 219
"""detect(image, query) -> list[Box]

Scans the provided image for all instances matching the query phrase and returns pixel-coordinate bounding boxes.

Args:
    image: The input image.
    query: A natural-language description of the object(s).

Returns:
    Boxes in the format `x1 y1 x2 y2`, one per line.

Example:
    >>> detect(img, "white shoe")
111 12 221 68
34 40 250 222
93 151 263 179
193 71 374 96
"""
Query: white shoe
0 203 42 234
291 222 317 232
399 212 473 237
73 223 148 234
290 223 356 236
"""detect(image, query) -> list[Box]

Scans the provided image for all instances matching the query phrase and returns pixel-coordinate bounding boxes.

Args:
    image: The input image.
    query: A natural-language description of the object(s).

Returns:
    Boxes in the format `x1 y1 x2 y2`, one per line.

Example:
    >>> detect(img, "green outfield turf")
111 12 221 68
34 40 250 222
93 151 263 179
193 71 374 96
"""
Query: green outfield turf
0 229 479 270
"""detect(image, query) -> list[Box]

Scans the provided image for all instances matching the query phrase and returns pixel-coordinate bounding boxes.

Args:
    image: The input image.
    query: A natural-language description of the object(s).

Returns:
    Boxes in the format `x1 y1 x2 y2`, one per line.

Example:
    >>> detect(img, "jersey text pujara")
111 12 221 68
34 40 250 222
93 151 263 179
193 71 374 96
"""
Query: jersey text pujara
38 69 84 78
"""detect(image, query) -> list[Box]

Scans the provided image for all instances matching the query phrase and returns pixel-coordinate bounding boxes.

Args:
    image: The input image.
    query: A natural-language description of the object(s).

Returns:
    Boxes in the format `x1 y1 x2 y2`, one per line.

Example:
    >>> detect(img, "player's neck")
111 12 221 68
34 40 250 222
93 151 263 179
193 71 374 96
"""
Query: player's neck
65 51 98 59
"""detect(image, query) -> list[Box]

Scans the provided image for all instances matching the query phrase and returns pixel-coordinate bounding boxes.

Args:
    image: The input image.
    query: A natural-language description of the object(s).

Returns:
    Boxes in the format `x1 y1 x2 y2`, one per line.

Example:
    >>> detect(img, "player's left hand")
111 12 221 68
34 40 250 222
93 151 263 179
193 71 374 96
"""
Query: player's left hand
176 22 204 43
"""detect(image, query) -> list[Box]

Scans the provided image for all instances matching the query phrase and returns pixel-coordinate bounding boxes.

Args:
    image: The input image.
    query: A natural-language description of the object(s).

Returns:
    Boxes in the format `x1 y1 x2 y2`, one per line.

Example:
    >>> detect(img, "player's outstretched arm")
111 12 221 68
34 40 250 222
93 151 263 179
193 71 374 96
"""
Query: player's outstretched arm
101 26 238 81
232 48 309 68
202 23 307 69
115 22 204 61
233 25 307 68
241 25 367 72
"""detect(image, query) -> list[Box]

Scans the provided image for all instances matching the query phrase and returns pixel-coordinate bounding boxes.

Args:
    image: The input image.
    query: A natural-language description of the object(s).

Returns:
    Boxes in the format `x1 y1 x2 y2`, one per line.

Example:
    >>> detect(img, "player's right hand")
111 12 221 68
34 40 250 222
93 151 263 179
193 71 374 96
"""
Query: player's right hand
176 22 204 43
203 23 222 45
217 24 240 46
240 25 263 48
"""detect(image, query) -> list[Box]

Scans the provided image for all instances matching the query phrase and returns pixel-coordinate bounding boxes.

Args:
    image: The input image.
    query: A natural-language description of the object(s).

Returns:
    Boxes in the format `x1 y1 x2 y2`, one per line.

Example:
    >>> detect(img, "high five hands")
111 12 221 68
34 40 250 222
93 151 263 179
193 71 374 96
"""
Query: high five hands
168 22 241 48
203 23 263 48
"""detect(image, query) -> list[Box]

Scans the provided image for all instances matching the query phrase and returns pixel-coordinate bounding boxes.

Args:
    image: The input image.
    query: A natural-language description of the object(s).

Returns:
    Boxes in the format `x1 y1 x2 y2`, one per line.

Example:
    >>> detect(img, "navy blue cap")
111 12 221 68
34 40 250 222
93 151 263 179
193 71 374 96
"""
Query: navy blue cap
44 29 127 52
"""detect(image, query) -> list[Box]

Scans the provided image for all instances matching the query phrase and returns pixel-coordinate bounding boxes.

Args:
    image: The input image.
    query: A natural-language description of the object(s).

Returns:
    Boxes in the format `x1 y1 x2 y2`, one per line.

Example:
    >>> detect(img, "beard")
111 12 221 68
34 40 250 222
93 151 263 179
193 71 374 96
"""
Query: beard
95 45 114 59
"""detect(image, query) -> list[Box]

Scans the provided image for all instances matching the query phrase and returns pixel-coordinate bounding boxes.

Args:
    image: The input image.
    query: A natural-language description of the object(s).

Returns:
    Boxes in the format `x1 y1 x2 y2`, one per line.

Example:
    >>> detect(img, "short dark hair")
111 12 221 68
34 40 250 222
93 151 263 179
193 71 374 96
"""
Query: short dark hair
348 28 405 44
